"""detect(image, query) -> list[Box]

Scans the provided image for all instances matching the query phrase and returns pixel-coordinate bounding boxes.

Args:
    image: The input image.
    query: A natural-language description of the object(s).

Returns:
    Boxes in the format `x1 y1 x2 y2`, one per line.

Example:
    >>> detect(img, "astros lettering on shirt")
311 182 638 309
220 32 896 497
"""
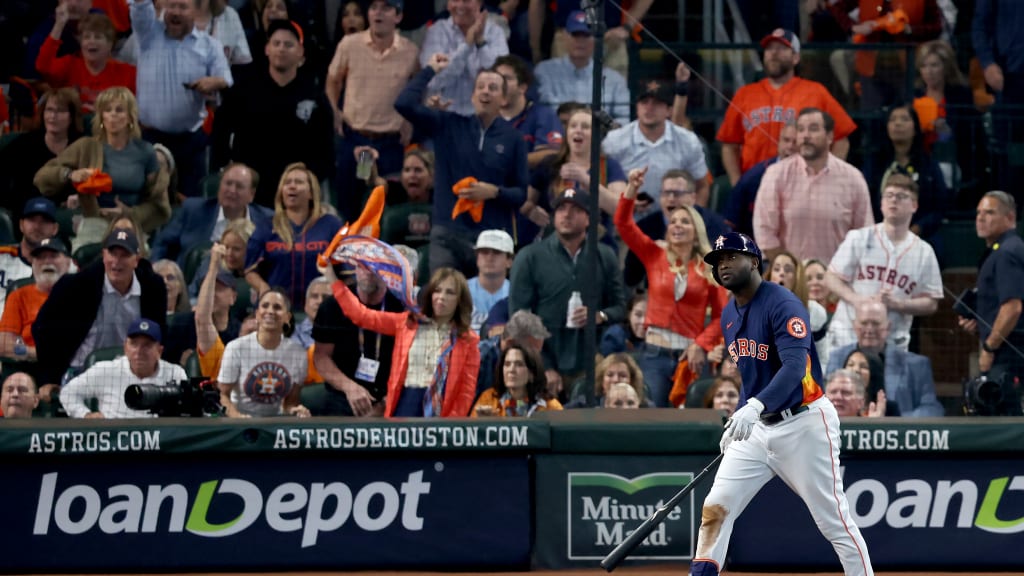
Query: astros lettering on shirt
723 281 823 412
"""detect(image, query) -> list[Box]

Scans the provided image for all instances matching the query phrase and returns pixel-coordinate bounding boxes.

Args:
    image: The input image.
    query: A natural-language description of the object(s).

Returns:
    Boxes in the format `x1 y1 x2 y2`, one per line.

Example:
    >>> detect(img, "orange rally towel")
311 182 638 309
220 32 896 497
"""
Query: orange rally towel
668 359 698 408
451 176 484 222
348 184 387 238
73 171 113 196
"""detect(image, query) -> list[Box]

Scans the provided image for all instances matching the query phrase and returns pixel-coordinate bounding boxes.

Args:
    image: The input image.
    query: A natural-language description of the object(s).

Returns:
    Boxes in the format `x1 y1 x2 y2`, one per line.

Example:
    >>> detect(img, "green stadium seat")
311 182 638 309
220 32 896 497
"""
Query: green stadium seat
938 219 985 270
183 242 213 285
184 352 202 379
84 346 123 369
73 242 103 269
684 378 714 409
0 208 15 244
300 382 328 416
709 174 732 214
200 172 221 199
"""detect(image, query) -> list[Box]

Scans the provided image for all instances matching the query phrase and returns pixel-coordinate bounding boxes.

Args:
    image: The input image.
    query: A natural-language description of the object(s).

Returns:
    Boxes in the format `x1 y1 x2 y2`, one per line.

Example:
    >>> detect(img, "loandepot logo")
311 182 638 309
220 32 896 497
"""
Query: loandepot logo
846 475 1024 533
568 472 694 560
32 471 430 547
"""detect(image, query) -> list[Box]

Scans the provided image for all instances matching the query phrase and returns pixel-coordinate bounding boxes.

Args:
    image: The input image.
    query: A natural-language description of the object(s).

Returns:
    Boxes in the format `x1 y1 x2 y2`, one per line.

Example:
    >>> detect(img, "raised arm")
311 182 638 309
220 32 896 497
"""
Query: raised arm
195 243 225 355
394 64 446 134
330 278 404 336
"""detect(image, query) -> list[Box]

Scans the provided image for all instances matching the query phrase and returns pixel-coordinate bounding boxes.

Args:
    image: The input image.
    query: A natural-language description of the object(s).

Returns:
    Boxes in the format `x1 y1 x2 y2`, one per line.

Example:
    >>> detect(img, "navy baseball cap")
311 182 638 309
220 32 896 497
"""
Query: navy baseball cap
30 236 69 257
760 28 801 54
565 10 592 36
552 187 591 210
104 228 140 255
215 269 237 288
703 232 763 266
266 19 304 45
22 197 57 221
637 79 674 105
127 318 162 343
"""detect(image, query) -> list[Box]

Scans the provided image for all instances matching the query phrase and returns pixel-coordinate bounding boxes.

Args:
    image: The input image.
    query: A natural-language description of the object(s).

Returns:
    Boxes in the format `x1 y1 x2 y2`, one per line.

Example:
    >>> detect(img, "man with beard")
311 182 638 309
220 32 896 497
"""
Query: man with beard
0 198 62 313
395 54 528 276
691 232 874 576
602 80 709 206
0 237 73 362
509 188 624 401
212 19 333 207
313 265 403 416
753 107 873 263
130 0 232 197
716 29 856 186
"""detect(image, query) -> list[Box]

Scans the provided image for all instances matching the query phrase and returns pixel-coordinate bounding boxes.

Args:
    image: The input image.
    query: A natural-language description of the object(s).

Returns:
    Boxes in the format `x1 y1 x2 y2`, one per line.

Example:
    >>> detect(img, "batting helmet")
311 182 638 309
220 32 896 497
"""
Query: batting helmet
703 233 763 285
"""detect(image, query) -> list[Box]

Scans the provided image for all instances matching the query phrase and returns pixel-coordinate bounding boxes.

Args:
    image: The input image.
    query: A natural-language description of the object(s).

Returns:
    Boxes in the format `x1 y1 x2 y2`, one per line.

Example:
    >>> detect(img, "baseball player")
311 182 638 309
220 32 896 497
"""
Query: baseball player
825 173 943 352
716 29 857 185
691 232 873 576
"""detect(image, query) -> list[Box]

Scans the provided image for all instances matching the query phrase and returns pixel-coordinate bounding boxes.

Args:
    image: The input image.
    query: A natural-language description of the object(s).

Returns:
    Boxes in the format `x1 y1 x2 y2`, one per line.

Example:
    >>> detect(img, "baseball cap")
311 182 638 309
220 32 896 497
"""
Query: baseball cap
30 236 69 257
103 228 140 255
215 269 237 289
760 28 800 54
703 232 763 266
552 187 591 210
636 79 674 106
475 230 514 254
127 318 162 343
266 19 304 45
565 10 592 36
22 197 57 221
376 0 403 9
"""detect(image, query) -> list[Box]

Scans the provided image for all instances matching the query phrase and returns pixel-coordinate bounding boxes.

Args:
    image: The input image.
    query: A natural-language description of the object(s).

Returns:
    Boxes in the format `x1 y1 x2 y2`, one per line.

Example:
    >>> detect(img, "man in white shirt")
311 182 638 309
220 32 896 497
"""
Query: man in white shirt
61 317 187 418
469 229 513 332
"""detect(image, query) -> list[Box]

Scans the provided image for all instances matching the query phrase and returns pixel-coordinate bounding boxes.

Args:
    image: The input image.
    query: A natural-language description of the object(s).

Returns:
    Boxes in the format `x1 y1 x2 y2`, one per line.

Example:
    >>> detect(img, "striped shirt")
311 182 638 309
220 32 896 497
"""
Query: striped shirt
129 0 233 133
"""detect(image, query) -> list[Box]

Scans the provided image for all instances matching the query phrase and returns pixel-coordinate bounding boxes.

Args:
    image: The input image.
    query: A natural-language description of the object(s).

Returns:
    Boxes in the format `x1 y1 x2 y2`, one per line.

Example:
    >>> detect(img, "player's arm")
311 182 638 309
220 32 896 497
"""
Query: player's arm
720 143 741 186
831 137 850 160
757 302 816 412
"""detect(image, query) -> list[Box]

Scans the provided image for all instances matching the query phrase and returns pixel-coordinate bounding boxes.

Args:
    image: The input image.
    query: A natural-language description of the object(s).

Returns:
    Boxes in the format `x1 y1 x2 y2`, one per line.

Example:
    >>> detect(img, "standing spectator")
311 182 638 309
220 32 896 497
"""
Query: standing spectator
325 0 418 213
0 237 73 362
753 108 873 263
213 20 333 208
616 167 726 406
469 229 514 333
0 373 39 419
959 191 1024 393
313 264 403 417
131 0 233 198
194 0 252 66
602 80 709 206
292 276 332 349
973 0 1024 205
245 162 343 311
509 188 625 400
826 299 944 416
61 317 187 418
150 163 272 267
826 174 943 352
395 56 528 276
0 199 62 313
33 228 167 389
34 87 171 242
717 29 856 185
36 13 137 114
723 123 798 236
381 149 434 250
420 0 508 117
534 11 629 125
23 0 94 79
472 343 562 416
323 264 481 418
242 0 289 70
218 288 310 417
494 54 563 169
0 89 84 220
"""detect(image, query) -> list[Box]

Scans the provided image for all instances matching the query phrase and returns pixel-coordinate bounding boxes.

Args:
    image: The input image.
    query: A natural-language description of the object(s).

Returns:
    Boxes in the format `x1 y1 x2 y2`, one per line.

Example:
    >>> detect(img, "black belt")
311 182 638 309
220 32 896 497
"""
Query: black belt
760 404 810 425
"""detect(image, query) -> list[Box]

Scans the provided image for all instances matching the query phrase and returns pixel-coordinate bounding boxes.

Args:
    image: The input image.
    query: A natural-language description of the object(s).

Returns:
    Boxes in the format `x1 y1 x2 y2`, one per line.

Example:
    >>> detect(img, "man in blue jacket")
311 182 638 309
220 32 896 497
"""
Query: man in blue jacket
150 163 273 267
395 53 529 277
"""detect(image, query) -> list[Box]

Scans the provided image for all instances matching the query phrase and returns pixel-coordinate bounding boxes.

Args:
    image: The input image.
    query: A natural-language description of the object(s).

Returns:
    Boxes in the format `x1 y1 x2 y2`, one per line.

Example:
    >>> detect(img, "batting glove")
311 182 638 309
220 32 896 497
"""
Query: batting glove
724 398 765 442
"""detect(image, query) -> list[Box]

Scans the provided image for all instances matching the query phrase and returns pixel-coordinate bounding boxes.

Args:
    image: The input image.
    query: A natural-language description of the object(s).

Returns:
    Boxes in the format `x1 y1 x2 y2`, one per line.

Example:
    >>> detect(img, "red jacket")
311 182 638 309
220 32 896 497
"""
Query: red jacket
332 281 480 417
615 197 726 351
35 37 136 112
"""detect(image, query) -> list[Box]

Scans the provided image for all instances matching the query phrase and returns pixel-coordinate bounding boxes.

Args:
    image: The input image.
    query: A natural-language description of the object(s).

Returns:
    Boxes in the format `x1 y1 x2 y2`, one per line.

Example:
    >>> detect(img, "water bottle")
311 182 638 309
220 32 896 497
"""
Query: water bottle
566 291 582 329
13 336 27 359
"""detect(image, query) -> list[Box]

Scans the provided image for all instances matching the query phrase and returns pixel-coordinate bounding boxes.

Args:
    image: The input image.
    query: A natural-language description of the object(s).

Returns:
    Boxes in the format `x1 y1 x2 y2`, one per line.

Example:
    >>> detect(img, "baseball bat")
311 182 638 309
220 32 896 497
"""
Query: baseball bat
599 452 724 572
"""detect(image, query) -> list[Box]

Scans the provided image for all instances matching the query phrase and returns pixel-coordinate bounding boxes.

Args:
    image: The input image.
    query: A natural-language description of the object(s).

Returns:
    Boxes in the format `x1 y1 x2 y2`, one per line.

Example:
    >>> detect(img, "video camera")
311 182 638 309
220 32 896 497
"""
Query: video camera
963 373 1023 416
124 378 224 417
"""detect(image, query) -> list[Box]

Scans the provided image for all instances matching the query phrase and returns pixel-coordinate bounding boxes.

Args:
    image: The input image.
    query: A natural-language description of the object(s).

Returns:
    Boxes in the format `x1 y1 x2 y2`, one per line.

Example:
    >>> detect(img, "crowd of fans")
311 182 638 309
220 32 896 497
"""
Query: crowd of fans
0 0 1022 421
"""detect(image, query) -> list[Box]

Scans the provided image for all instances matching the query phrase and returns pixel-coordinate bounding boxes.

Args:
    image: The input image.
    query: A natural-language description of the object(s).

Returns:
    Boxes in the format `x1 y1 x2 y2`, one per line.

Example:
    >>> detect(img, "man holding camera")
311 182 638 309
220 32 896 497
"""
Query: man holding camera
960 191 1024 409
60 318 186 419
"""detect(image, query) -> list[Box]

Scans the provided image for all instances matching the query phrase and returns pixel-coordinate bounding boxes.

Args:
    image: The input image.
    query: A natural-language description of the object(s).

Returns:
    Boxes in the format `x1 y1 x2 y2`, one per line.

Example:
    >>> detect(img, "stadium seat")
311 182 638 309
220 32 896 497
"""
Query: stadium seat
300 382 327 416
938 219 985 269
184 352 202 379
183 242 213 284
73 242 103 269
709 174 732 214
684 378 714 408
84 346 123 369
231 276 252 320
200 172 221 199
7 276 34 293
0 208 15 244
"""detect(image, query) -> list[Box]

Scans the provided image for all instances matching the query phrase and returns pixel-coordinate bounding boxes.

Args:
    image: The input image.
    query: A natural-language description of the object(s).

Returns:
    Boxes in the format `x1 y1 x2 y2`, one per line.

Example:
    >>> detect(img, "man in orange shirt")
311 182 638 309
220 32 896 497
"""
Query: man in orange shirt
716 29 857 185
0 236 73 362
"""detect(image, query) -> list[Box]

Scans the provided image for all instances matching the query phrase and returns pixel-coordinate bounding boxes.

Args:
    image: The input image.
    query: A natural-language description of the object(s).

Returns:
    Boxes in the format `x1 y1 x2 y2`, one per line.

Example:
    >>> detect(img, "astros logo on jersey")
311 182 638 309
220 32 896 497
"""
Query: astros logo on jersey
243 362 293 404
787 317 808 338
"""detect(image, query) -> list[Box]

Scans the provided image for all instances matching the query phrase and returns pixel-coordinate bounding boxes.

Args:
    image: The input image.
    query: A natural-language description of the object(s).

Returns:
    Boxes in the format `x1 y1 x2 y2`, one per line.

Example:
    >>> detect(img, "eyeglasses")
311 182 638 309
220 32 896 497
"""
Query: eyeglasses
882 192 913 202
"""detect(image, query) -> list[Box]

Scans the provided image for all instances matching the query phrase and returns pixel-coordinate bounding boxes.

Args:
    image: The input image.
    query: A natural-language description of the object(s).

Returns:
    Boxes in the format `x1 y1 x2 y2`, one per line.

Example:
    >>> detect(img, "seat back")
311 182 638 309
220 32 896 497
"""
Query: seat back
73 242 104 269
84 346 124 369
0 207 15 244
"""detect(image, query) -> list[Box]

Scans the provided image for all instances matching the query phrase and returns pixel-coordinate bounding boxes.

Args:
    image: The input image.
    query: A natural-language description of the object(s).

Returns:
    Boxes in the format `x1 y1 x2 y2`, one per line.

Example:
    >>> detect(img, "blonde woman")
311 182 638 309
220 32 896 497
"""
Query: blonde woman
614 166 727 407
34 86 171 247
245 163 342 310
189 218 255 299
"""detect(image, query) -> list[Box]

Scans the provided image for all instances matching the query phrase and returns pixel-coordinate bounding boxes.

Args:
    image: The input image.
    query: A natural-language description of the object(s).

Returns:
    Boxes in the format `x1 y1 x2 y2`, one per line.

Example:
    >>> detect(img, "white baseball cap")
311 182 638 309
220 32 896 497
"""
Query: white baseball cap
475 230 514 254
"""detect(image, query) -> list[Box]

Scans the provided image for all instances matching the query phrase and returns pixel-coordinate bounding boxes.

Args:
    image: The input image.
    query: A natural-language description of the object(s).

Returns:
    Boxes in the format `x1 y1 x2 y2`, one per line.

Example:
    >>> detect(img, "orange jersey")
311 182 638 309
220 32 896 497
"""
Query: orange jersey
716 77 857 173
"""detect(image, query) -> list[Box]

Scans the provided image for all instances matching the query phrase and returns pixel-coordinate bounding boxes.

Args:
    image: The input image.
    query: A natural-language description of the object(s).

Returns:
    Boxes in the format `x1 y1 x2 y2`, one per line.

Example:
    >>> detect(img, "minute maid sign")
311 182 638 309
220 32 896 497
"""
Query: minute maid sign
568 471 695 560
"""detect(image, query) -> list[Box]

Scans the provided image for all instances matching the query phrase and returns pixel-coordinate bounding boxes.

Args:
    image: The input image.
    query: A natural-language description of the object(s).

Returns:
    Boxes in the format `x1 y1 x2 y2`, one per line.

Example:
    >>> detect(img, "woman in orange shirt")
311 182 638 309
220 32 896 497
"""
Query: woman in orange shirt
614 167 726 407
35 13 136 114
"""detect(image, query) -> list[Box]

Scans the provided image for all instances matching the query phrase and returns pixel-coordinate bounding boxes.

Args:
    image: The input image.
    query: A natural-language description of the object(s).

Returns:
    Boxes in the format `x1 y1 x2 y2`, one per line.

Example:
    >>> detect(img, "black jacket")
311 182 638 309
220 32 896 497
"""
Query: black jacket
33 258 167 385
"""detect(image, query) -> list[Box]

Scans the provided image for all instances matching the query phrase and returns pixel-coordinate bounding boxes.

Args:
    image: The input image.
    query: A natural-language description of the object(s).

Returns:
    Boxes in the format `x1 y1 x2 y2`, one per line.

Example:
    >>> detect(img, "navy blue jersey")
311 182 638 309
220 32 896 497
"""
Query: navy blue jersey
722 281 824 412
508 100 563 153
